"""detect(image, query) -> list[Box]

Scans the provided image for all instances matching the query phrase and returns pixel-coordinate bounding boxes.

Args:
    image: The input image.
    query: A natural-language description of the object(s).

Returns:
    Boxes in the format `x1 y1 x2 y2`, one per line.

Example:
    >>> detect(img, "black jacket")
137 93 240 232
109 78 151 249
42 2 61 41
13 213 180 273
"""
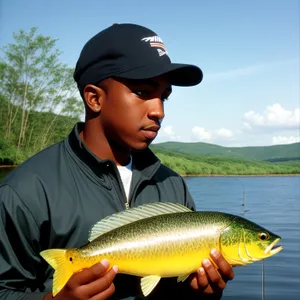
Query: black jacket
0 123 205 300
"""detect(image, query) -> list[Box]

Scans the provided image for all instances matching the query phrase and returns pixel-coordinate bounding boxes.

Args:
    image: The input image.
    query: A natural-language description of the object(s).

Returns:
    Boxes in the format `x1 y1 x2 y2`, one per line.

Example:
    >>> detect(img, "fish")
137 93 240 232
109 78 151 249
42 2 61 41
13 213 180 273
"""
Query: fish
40 202 283 297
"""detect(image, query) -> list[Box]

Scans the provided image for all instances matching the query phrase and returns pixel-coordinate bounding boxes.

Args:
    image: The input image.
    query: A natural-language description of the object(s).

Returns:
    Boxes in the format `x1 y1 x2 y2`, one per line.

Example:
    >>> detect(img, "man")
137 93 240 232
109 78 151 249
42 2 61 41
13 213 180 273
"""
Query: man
0 23 234 299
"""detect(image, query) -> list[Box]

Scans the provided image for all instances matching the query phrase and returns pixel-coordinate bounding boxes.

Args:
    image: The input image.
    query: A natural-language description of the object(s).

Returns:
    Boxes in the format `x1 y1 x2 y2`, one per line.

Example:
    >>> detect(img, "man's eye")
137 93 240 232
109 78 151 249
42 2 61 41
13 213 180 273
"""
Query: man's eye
133 90 151 97
133 90 169 102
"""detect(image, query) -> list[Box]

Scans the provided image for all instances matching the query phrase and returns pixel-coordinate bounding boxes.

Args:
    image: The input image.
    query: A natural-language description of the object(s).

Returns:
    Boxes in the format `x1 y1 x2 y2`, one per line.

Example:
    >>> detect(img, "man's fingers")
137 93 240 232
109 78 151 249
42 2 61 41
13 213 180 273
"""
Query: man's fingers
195 267 210 291
202 258 226 290
89 281 116 300
189 250 234 295
210 249 235 281
83 266 118 297
68 260 110 288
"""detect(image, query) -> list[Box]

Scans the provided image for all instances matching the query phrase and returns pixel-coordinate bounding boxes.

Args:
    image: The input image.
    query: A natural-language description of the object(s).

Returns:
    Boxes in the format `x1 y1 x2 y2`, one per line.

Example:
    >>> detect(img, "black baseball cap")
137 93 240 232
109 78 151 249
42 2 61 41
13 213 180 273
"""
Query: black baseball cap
74 23 203 93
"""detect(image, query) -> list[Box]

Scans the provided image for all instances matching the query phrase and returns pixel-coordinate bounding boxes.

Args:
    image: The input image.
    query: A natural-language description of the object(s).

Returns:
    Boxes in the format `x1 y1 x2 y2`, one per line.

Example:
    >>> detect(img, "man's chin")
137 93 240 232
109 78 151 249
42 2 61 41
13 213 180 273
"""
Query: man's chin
130 140 153 152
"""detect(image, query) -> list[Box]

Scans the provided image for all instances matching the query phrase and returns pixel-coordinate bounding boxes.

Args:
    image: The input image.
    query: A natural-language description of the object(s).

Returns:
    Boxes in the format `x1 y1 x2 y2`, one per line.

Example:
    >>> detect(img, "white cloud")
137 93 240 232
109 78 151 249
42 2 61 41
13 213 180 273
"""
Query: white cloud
156 115 299 147
191 126 234 142
192 126 212 141
241 122 252 131
215 128 234 138
243 103 300 130
272 135 300 145
163 125 175 136
155 125 181 142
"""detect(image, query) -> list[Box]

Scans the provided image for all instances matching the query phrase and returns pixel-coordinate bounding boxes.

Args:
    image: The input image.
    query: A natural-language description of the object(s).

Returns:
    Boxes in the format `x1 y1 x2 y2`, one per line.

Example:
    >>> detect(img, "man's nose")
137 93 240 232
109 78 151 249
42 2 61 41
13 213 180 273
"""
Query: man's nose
148 98 165 122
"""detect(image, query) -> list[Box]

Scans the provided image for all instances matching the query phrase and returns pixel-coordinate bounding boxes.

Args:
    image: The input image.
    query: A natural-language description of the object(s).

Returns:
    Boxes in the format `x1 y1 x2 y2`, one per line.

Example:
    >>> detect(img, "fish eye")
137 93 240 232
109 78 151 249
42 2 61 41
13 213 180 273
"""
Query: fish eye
259 232 270 241
69 257 73 262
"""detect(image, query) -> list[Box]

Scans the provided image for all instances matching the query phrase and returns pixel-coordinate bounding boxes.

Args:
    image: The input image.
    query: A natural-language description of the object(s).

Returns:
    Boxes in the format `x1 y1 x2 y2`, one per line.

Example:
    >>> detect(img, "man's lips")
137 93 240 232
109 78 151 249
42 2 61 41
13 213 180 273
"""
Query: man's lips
143 125 160 132
142 125 160 139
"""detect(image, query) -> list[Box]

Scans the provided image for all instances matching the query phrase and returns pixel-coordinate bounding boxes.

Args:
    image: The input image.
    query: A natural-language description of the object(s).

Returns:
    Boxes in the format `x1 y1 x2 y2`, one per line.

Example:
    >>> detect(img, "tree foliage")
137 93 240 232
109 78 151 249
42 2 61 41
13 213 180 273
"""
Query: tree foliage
0 27 83 163
152 148 300 175
152 141 300 161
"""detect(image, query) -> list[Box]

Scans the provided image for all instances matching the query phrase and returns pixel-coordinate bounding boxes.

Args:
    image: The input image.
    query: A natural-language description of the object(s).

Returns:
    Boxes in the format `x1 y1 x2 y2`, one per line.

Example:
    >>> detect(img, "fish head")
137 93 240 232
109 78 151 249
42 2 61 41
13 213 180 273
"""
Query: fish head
220 216 282 266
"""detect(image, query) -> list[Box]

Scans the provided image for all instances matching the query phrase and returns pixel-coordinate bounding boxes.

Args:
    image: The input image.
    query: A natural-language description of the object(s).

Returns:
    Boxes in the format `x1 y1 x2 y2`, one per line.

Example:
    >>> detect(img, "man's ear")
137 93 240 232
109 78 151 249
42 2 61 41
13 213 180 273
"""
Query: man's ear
83 84 105 113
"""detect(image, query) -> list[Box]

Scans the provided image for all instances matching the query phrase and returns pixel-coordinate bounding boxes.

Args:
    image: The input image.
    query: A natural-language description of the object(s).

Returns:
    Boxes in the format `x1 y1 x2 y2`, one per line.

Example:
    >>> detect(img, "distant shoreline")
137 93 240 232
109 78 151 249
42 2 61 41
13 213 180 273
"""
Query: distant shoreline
182 174 300 177
1 165 299 177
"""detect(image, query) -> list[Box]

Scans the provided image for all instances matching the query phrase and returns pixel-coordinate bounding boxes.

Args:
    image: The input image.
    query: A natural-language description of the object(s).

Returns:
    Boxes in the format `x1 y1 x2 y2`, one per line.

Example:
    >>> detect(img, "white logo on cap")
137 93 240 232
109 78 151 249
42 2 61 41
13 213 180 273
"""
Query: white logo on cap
141 36 168 57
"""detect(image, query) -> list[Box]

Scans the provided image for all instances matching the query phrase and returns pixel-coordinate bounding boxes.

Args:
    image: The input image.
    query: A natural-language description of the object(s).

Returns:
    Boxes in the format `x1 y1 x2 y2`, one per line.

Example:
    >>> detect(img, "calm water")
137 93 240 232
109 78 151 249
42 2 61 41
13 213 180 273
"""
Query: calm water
185 176 300 300
1 169 299 299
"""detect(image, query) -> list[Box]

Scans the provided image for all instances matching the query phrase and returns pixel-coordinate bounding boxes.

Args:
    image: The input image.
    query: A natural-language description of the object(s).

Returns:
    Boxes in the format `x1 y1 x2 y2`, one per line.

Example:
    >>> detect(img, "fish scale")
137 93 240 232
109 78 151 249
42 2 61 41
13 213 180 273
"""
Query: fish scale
79 212 227 269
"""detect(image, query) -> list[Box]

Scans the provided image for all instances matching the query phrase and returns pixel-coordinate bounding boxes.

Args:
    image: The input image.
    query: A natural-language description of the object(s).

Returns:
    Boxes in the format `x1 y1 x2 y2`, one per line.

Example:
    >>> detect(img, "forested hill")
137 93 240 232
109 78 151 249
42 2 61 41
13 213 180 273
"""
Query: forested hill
150 146 300 175
151 141 300 162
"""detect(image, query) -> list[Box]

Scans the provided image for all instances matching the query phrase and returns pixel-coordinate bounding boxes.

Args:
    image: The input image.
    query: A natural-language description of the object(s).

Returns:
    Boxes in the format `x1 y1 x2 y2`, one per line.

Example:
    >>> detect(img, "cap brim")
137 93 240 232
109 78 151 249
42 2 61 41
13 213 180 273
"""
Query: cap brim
116 63 203 86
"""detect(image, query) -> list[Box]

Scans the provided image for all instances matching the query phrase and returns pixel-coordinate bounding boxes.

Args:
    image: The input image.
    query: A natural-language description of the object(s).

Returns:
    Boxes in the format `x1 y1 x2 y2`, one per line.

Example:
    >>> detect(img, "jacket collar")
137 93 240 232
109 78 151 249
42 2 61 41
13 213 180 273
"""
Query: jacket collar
66 122 161 179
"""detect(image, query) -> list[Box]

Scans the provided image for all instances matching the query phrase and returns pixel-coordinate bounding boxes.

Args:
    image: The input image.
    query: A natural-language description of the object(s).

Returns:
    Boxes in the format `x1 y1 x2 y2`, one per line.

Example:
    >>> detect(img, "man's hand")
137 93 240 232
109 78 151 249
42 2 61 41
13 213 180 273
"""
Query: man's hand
43 259 118 300
189 249 234 296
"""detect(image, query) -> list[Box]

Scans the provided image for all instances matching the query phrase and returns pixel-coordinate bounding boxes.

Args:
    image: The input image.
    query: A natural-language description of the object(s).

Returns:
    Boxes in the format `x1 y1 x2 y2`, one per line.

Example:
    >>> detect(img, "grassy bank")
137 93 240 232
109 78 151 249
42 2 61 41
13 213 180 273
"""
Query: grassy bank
1 144 300 176
152 148 300 176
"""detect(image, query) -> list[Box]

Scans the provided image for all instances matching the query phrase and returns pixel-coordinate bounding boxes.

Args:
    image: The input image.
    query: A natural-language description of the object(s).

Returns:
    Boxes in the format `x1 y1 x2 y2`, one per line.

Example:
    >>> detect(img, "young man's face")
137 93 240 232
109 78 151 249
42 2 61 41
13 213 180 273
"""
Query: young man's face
99 76 172 151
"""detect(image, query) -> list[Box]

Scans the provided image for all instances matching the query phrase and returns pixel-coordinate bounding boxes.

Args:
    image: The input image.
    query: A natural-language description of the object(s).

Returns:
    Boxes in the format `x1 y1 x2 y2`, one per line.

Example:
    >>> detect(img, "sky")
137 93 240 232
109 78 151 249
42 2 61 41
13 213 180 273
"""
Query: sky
0 0 299 147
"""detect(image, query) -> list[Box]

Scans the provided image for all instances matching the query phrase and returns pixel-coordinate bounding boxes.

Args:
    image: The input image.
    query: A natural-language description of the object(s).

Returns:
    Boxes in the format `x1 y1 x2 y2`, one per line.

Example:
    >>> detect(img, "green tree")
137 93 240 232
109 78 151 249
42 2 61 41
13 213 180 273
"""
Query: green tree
0 27 83 157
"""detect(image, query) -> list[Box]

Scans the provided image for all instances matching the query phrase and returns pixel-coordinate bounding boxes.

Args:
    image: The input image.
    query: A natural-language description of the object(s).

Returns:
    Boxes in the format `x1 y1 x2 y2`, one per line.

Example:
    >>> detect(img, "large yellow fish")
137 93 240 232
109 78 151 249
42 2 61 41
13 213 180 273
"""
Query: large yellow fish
40 202 282 297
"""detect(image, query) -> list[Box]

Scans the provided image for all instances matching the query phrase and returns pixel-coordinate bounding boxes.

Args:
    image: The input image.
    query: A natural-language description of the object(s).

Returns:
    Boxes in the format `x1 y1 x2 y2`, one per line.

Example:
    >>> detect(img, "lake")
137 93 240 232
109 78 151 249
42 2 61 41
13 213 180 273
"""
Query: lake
1 168 299 299
185 176 300 300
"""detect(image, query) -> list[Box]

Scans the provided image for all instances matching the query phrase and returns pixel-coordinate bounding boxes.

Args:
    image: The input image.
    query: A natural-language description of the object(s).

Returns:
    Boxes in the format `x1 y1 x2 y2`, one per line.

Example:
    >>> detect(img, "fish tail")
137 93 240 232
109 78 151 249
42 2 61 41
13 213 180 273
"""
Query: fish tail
40 249 73 296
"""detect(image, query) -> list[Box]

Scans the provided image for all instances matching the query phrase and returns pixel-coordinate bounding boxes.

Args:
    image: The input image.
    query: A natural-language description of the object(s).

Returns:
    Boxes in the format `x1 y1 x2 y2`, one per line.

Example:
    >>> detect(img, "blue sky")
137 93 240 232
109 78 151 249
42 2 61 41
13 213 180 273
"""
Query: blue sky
1 0 299 146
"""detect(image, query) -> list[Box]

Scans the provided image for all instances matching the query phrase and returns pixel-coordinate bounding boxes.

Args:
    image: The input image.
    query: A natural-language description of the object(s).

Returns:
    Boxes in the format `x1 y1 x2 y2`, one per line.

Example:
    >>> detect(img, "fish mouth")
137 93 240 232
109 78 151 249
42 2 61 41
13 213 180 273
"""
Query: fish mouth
264 238 283 255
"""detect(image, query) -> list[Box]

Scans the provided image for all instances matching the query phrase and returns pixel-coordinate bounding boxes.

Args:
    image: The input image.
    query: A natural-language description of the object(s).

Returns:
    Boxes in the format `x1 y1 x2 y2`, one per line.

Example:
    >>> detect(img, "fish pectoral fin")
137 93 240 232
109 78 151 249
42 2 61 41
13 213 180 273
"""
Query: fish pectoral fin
177 274 190 282
141 275 161 296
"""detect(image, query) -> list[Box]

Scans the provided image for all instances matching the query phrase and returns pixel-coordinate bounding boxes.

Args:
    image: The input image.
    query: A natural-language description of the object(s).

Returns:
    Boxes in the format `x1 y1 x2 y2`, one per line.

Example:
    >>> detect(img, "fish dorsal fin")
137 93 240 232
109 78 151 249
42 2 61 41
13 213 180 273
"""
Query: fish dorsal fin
88 202 192 242
141 275 161 296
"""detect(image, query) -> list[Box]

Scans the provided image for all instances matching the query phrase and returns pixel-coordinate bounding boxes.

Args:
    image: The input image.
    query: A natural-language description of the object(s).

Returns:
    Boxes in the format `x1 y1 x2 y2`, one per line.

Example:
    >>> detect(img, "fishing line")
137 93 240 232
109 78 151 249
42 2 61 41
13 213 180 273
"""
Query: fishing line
262 258 265 300
204 178 269 299
235 178 246 216
236 178 265 300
